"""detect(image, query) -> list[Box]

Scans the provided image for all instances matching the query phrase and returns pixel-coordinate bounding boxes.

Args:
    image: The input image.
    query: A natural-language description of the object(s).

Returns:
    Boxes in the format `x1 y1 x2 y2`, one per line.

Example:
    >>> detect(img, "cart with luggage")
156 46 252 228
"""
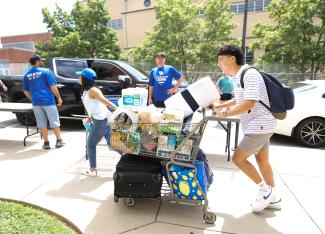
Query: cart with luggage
110 112 217 224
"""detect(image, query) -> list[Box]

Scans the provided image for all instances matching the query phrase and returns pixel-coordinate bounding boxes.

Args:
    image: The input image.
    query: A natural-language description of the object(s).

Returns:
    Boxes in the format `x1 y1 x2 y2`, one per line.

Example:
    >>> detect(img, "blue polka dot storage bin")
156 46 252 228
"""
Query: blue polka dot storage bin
169 160 207 200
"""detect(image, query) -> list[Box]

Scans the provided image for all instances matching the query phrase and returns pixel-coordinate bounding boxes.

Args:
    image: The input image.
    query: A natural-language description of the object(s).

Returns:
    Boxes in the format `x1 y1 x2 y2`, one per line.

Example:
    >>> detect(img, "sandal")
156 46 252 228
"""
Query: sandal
80 168 97 177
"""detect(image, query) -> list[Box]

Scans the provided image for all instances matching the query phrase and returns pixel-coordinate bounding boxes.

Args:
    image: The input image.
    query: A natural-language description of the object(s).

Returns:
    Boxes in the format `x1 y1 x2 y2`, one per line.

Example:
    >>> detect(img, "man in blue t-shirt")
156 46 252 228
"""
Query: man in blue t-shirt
148 52 183 108
22 55 65 150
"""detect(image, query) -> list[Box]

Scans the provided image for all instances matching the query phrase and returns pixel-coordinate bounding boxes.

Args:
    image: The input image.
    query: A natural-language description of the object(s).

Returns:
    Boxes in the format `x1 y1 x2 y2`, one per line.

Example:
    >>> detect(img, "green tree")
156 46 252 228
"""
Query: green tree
131 0 235 80
132 0 202 70
252 0 325 76
36 0 121 59
199 0 236 63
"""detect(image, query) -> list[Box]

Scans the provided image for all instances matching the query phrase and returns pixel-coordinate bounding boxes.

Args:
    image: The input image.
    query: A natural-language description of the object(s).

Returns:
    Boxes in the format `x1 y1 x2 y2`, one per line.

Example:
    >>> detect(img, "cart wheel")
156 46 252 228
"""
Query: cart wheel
203 212 216 224
114 196 119 203
124 198 135 207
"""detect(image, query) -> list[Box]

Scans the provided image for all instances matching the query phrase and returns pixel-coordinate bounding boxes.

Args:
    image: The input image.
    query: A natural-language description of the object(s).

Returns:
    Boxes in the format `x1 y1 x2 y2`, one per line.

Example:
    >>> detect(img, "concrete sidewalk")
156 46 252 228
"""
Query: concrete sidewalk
0 112 324 234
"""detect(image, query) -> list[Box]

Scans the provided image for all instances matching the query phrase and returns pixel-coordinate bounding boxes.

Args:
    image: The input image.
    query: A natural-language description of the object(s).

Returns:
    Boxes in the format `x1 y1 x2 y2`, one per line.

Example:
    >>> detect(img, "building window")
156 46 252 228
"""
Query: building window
255 0 263 11
247 1 255 12
237 3 245 13
108 19 123 30
2 41 35 51
230 0 272 14
230 5 238 13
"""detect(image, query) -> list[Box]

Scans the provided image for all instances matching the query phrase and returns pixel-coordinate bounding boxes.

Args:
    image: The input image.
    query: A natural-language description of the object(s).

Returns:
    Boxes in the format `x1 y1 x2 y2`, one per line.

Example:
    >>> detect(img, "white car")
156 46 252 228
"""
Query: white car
275 80 325 148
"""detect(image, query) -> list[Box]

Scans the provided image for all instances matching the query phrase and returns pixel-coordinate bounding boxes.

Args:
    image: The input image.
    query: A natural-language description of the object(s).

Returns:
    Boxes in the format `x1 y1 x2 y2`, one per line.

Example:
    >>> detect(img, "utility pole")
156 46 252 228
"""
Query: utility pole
242 0 249 64
124 0 129 49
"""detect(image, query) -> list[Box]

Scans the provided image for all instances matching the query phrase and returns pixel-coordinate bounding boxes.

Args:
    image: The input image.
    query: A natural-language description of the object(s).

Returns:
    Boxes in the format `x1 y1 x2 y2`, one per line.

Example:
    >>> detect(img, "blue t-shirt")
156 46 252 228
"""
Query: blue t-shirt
217 76 233 94
22 67 57 106
149 65 182 101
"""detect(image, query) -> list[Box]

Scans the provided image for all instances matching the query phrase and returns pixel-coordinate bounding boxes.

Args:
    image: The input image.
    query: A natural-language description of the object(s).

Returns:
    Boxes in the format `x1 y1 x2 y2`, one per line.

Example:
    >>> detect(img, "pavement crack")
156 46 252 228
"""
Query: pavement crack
118 222 156 234
277 172 324 233
118 199 161 233
156 220 237 234
155 199 162 222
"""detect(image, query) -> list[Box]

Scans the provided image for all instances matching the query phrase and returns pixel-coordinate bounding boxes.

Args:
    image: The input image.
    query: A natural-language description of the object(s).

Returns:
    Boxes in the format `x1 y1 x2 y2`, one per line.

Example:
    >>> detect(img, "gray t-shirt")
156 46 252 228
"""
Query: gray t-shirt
233 65 276 134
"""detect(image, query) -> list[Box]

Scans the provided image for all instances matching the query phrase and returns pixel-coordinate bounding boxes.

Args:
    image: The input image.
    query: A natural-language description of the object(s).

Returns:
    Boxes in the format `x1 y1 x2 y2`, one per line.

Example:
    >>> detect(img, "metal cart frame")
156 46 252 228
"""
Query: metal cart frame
110 114 217 224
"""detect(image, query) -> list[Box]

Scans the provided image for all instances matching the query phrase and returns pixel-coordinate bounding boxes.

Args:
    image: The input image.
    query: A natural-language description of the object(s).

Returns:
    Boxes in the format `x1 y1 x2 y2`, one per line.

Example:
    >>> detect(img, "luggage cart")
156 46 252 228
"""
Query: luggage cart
110 114 217 224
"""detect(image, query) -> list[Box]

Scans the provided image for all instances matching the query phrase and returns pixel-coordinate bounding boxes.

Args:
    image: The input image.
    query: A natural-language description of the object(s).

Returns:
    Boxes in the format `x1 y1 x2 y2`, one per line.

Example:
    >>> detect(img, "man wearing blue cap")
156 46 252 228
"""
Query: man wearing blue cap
78 68 117 176
23 55 65 150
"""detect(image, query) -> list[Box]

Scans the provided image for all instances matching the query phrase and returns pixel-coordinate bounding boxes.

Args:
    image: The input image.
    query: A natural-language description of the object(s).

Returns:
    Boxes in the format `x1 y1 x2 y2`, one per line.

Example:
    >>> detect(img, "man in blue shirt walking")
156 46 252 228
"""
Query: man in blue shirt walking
23 55 65 150
148 52 183 108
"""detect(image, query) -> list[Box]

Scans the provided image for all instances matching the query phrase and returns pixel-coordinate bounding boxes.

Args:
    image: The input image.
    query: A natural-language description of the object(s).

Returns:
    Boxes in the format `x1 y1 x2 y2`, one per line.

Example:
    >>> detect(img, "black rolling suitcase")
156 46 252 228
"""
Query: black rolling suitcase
113 153 162 207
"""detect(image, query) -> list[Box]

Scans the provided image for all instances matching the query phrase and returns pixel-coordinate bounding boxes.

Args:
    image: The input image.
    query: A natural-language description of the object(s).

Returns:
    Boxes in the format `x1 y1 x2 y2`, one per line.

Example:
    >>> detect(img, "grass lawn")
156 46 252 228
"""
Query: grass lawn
0 200 78 234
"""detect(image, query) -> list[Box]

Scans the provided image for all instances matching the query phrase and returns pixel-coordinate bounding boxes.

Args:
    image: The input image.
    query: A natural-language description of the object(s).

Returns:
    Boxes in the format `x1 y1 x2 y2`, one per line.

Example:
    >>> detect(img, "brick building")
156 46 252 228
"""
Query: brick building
0 32 52 75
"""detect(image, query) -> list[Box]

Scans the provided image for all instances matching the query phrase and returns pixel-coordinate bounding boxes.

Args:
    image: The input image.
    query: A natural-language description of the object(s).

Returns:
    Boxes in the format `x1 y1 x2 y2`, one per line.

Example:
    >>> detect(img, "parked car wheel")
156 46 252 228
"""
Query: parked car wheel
294 117 325 148
15 98 36 126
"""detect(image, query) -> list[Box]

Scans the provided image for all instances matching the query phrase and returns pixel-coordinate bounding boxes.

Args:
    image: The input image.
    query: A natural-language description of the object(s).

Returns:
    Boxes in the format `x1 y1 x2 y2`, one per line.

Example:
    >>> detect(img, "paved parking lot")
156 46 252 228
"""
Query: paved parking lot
1 111 324 234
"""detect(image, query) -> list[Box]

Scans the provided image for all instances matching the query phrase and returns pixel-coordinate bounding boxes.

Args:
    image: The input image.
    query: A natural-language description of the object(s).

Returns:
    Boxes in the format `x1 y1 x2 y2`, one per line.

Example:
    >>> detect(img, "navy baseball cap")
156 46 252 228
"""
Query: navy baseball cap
29 54 45 64
76 68 96 80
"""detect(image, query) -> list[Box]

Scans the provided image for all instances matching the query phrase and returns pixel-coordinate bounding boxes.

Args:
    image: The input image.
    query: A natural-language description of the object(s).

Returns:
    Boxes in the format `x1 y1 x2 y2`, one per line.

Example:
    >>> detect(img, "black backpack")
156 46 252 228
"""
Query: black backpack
240 67 295 120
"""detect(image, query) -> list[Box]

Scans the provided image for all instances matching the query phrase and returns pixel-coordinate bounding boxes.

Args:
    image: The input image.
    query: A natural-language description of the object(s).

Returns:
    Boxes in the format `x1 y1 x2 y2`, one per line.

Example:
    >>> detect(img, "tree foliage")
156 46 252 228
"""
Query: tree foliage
252 0 325 75
131 0 236 76
36 0 121 59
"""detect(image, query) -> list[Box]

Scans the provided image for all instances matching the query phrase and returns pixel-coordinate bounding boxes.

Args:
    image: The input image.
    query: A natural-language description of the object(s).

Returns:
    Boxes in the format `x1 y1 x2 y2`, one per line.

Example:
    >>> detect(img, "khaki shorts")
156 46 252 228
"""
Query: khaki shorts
238 133 273 154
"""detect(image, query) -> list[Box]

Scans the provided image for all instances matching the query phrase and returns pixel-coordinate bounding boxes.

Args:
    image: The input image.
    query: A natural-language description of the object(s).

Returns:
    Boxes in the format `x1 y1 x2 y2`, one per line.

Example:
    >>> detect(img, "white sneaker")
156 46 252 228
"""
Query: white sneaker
251 186 274 212
80 168 97 177
267 193 282 210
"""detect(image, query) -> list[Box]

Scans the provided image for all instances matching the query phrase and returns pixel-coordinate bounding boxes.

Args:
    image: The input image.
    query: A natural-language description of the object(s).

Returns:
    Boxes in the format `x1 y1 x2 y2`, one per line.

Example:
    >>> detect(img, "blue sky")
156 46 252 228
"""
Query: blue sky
0 0 78 37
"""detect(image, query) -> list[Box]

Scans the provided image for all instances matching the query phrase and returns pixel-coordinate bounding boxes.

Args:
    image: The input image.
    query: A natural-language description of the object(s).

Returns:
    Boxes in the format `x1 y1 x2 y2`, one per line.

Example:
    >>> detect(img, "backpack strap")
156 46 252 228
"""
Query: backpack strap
239 66 271 112
239 66 258 88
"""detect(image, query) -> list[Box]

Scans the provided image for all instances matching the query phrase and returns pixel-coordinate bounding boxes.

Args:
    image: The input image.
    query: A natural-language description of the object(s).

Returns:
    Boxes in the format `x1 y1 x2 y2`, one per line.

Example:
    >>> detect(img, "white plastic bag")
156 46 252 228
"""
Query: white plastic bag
109 107 139 132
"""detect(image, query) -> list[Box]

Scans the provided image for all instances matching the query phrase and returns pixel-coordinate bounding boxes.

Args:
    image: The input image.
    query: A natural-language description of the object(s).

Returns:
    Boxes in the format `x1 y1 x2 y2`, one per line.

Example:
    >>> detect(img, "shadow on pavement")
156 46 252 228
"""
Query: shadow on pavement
0 140 41 161
218 211 283 234
46 172 112 203
84 196 161 234
0 149 44 161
